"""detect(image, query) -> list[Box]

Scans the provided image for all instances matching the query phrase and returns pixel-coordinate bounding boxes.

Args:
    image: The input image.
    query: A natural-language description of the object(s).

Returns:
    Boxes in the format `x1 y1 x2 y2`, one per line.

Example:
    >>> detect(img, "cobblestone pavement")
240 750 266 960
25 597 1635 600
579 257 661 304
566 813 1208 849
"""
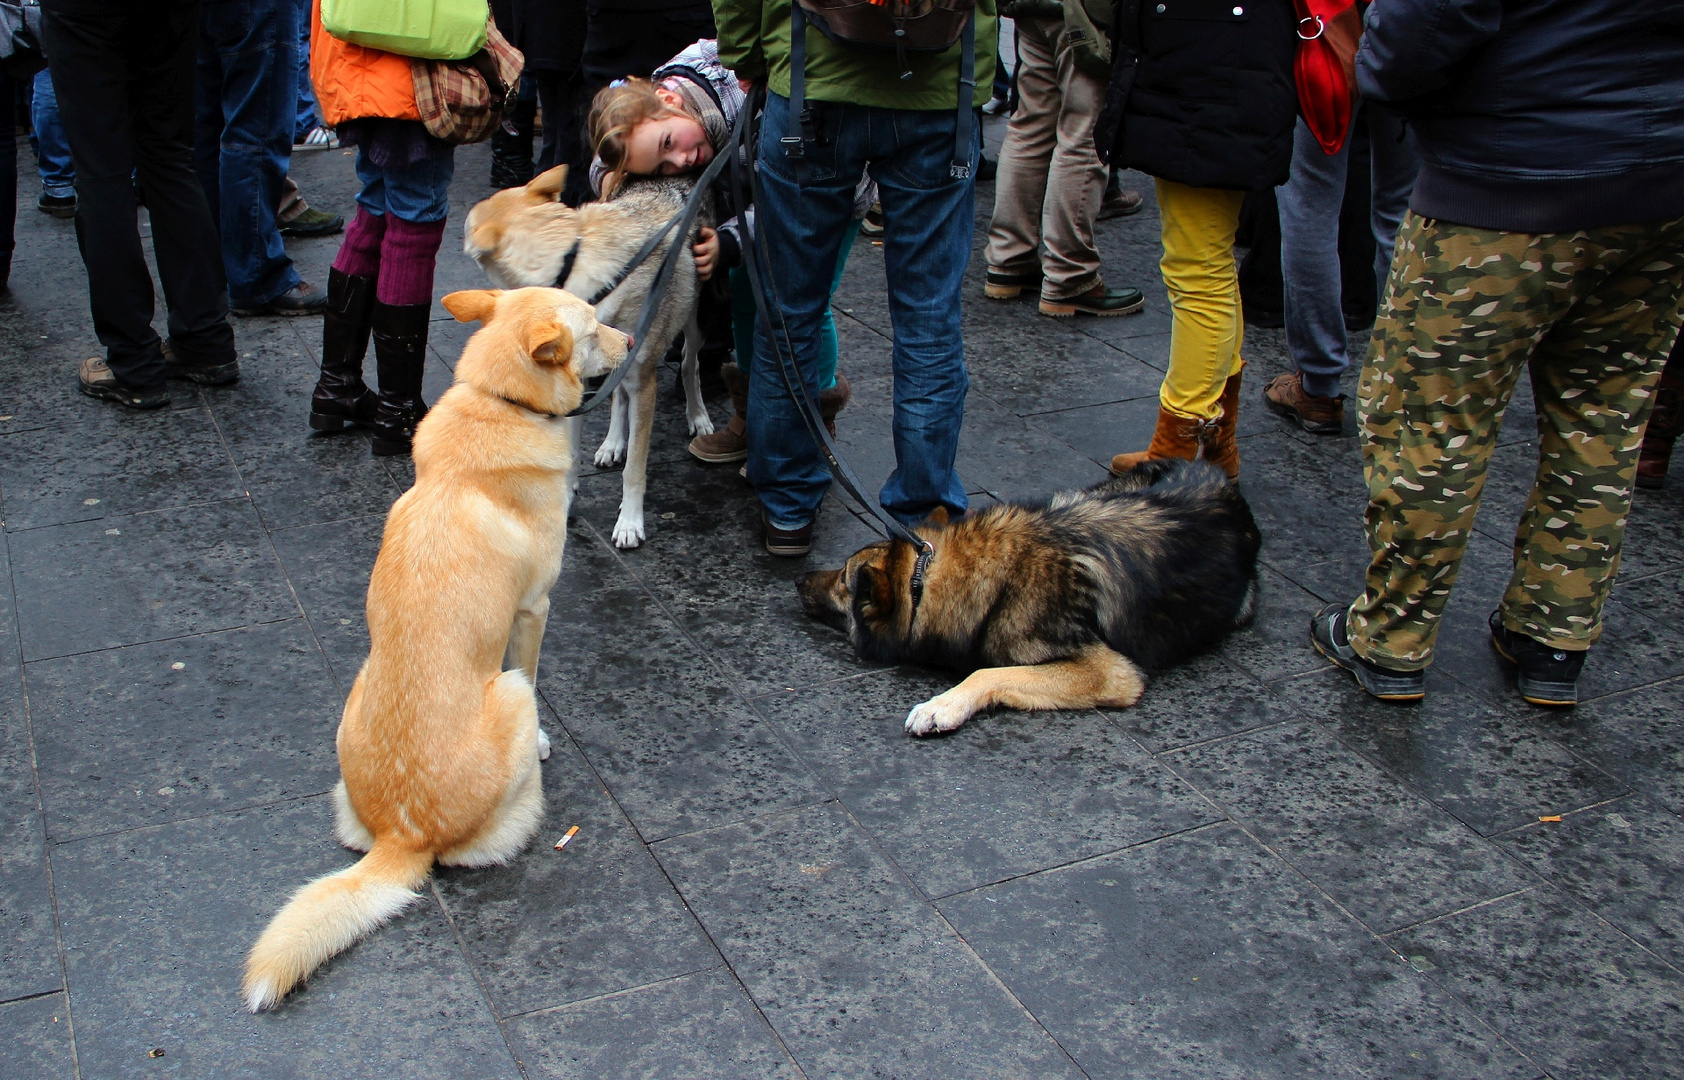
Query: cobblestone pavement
1 131 1681 1080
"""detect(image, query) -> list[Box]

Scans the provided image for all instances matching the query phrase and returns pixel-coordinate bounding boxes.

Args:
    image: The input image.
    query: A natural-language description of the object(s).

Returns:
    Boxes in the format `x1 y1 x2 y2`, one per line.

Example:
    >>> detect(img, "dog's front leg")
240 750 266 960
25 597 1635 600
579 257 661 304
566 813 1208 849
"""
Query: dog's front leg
594 384 630 467
681 311 713 436
505 595 552 761
564 415 585 516
610 357 657 548
905 646 1146 736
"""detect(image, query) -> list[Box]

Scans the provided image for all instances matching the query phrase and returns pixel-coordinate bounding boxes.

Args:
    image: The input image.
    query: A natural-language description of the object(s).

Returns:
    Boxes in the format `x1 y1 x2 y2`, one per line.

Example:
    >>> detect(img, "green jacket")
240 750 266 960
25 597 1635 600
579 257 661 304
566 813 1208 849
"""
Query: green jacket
713 0 998 112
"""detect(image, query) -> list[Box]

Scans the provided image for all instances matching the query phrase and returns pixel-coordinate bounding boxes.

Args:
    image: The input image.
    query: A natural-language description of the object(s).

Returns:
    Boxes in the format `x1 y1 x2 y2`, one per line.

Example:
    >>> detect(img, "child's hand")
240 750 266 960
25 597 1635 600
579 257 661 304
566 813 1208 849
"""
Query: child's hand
694 227 719 281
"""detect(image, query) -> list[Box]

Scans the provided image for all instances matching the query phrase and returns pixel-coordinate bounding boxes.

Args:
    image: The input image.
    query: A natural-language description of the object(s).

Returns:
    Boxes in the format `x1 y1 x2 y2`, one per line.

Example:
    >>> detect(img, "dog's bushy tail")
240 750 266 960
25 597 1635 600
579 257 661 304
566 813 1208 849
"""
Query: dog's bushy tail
242 837 433 1012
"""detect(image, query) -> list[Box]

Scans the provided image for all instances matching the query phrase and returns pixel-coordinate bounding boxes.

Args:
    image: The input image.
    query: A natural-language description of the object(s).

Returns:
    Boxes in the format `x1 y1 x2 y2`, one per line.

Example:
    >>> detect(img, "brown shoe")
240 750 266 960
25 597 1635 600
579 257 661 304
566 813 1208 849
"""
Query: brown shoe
1263 371 1345 435
1636 360 1683 489
762 510 812 557
1098 188 1145 220
1109 406 1213 476
1202 369 1244 480
689 363 750 463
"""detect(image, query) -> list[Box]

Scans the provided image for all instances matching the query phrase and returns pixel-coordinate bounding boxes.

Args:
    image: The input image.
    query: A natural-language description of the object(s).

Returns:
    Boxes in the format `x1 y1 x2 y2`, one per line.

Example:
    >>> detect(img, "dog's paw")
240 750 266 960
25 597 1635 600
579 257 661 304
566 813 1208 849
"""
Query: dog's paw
687 410 715 437
905 695 971 737
611 512 646 549
537 727 552 762
594 442 627 468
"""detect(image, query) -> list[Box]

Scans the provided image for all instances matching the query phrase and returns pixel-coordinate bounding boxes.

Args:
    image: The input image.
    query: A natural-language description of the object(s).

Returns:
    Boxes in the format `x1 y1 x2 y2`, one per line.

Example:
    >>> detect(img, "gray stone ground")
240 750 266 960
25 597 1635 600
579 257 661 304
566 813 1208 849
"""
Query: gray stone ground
1 124 1681 1080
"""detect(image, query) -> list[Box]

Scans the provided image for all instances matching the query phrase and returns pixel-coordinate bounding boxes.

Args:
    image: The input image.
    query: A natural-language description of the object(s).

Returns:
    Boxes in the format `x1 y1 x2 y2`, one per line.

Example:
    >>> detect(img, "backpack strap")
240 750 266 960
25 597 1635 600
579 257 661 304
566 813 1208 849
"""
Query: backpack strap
951 15 975 179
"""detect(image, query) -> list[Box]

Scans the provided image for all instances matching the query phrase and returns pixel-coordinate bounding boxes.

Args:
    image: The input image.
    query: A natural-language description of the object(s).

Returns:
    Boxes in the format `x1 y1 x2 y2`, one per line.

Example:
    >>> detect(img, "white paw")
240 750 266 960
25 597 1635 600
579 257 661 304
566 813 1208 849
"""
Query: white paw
594 440 627 468
537 727 552 762
905 695 971 737
611 511 646 549
687 407 715 437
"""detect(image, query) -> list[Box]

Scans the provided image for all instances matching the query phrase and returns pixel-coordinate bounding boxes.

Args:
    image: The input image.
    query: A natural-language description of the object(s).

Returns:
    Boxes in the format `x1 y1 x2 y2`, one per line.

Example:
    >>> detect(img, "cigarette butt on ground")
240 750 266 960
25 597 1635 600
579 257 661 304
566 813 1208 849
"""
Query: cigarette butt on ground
554 825 581 850
1539 815 1563 822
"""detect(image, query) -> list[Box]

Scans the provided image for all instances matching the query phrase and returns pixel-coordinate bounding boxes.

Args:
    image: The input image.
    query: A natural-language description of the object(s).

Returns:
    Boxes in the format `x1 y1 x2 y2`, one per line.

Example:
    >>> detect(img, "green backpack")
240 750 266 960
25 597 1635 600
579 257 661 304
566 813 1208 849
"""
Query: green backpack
321 0 488 61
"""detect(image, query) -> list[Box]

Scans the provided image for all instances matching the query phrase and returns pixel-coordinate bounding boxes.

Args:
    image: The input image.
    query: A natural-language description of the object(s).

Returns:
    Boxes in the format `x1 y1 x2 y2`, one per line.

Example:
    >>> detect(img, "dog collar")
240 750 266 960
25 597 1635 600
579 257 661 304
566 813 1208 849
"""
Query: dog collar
908 541 935 614
552 237 582 292
495 392 561 420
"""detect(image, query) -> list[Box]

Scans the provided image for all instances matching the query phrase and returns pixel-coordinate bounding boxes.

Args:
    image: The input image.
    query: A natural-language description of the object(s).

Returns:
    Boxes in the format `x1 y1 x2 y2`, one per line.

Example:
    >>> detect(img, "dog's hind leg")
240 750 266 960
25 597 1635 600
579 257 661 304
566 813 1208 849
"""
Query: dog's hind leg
439 671 546 868
610 354 658 548
904 645 1146 737
681 311 713 436
504 593 552 761
332 779 375 852
594 385 630 467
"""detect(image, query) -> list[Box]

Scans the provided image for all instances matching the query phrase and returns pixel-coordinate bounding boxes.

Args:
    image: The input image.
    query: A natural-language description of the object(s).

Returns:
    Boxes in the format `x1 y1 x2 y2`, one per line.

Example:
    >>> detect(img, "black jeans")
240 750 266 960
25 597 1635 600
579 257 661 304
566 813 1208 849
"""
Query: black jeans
531 69 589 205
580 4 715 99
41 0 235 388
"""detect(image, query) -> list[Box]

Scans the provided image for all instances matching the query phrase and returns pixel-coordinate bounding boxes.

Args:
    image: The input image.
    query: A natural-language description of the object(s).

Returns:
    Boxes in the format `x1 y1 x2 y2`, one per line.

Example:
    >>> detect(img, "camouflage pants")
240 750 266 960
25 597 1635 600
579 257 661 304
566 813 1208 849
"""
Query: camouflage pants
1348 212 1684 669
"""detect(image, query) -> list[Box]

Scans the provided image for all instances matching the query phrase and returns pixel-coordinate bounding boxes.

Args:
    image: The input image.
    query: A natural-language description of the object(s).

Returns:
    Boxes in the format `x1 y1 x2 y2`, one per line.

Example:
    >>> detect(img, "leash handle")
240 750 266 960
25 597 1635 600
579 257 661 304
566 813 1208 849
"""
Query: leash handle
731 88 933 558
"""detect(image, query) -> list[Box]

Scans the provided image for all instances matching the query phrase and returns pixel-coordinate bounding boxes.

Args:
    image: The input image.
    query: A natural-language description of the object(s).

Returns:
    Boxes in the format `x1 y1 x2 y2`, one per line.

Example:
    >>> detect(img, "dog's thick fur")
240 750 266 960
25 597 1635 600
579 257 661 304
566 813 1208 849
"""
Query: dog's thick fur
465 164 710 549
798 460 1262 736
242 288 629 1012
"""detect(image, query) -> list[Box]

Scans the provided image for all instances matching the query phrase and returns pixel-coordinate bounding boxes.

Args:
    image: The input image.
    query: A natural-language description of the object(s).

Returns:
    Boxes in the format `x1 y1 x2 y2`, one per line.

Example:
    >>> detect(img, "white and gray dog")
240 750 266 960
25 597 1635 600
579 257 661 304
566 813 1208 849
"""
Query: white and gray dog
464 164 712 548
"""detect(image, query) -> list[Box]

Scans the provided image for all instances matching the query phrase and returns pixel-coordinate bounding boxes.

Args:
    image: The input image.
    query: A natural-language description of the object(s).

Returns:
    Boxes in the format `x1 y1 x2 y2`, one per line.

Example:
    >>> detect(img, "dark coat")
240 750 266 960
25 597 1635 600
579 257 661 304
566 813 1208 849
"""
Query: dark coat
1094 0 1298 191
1357 0 1684 232
510 0 586 73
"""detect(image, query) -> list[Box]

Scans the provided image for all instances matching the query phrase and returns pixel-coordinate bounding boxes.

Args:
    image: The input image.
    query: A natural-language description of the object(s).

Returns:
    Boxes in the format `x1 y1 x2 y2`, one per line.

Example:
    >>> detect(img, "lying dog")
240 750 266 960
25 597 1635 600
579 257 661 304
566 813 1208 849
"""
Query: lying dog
798 460 1262 736
465 164 710 549
242 288 628 1011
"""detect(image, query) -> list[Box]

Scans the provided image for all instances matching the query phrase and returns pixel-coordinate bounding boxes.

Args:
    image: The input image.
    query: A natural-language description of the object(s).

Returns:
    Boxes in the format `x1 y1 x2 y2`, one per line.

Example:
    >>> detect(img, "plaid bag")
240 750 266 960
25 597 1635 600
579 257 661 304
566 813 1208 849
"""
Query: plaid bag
411 19 523 145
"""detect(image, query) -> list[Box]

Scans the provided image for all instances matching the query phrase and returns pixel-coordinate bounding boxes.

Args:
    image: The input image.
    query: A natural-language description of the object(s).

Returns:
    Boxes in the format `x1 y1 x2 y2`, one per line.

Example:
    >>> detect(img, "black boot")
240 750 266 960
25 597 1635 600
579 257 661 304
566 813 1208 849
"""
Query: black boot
309 268 378 432
369 301 431 457
489 92 537 189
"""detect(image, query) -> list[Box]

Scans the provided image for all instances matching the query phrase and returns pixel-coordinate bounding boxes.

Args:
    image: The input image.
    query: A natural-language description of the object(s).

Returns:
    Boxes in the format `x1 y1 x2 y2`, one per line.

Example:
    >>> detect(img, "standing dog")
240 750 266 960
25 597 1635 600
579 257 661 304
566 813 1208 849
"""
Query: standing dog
242 288 628 1011
797 460 1262 735
465 164 710 548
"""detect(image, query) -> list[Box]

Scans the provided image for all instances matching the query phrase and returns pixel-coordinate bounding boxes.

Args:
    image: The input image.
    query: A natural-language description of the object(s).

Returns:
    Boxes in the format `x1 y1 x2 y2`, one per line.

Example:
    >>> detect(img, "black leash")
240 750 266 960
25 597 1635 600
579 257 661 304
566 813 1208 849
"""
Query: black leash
552 210 687 306
565 145 735 416
730 88 936 601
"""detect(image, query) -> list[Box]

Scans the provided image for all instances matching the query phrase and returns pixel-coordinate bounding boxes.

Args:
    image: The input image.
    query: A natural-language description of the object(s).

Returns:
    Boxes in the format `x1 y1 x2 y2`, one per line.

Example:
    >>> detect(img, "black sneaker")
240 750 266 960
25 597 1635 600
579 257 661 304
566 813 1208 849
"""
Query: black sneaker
232 281 329 317
38 193 76 219
77 356 169 410
161 340 240 386
1310 601 1427 701
1488 611 1584 707
762 510 812 557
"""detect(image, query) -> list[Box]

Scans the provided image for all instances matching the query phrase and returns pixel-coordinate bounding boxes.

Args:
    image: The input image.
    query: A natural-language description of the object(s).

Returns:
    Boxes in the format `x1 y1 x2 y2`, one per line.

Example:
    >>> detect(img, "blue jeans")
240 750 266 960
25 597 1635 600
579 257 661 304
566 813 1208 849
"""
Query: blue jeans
293 0 318 139
194 0 300 307
354 138 455 223
747 92 978 529
31 69 77 198
1278 105 1418 398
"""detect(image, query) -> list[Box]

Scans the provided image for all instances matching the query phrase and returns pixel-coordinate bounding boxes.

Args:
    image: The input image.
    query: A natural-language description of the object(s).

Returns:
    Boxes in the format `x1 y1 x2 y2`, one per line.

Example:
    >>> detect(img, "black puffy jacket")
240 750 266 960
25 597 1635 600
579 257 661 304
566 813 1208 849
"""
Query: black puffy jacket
1094 0 1297 191
1358 0 1684 232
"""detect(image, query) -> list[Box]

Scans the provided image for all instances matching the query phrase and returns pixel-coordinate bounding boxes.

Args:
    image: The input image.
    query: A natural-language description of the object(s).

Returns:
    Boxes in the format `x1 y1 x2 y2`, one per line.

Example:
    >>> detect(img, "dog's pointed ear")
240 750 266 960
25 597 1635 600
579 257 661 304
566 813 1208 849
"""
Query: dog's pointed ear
528 164 568 200
442 290 500 324
854 564 896 619
925 506 949 528
528 321 575 365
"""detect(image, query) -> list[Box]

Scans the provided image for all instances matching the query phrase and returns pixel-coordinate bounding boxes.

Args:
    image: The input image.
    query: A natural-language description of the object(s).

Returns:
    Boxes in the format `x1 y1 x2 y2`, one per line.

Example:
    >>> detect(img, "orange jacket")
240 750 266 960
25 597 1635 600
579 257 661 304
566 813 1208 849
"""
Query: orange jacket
311 0 421 126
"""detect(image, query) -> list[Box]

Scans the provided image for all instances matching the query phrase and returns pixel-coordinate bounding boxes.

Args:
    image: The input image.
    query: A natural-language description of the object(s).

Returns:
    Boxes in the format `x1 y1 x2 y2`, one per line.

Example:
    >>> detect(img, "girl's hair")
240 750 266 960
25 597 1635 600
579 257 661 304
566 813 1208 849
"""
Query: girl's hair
588 77 696 198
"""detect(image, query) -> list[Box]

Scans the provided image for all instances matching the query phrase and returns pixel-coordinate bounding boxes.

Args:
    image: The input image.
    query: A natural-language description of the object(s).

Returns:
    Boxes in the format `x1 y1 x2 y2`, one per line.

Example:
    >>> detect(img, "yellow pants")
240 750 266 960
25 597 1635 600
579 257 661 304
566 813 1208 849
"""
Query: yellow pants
1155 179 1247 420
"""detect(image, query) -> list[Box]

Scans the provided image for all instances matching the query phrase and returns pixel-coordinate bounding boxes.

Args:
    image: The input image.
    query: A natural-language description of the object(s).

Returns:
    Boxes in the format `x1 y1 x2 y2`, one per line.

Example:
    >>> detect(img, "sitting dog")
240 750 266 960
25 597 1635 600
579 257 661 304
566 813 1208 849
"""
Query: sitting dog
465 164 710 549
242 288 629 1011
797 460 1262 736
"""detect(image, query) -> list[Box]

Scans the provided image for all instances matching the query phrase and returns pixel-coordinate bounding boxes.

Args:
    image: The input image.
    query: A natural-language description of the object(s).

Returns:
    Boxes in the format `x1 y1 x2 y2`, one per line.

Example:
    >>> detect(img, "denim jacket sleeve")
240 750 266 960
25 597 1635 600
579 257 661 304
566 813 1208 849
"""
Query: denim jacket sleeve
713 0 767 84
1356 0 1504 104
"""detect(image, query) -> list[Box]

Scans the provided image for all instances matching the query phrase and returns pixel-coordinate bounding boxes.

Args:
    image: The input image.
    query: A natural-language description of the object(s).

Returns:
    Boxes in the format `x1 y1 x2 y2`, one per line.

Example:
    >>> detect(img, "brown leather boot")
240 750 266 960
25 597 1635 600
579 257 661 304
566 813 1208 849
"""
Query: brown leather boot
1262 370 1343 436
1109 406 1213 476
1202 370 1244 480
1637 353 1684 489
817 372 851 437
688 363 749 463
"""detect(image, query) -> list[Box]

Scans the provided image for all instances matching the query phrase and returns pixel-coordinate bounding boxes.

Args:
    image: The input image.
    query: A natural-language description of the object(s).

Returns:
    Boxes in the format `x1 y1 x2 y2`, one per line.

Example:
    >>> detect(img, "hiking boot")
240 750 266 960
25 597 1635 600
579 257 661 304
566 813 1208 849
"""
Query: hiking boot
310 268 379 433
77 356 169 410
689 363 749 463
279 207 345 238
161 339 240 386
1110 406 1216 476
1488 610 1585 707
1636 360 1683 489
1040 282 1146 318
1098 188 1144 220
1263 371 1345 435
369 301 431 456
763 510 813 557
38 193 76 219
1310 602 1427 701
232 280 329 317
985 267 1041 300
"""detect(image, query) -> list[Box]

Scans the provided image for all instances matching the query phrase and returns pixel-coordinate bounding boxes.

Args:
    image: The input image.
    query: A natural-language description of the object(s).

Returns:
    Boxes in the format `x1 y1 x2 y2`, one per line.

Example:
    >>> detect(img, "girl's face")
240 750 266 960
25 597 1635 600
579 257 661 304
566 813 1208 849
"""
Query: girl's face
624 88 714 176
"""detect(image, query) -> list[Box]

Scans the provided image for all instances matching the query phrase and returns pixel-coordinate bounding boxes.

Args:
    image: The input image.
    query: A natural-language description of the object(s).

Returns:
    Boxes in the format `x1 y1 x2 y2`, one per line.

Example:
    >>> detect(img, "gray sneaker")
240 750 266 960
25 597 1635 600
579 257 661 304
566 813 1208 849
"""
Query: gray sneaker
1310 602 1426 701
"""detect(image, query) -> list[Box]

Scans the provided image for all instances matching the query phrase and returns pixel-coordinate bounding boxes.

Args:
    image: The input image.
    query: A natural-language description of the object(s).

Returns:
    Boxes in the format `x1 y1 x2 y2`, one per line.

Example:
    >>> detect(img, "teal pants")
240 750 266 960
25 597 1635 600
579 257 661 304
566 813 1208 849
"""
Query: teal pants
730 219 861 391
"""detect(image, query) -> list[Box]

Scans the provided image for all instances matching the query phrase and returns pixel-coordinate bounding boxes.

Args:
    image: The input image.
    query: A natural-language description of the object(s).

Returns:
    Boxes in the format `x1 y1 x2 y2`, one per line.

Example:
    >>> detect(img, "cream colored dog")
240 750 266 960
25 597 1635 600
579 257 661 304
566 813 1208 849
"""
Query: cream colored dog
242 287 628 1012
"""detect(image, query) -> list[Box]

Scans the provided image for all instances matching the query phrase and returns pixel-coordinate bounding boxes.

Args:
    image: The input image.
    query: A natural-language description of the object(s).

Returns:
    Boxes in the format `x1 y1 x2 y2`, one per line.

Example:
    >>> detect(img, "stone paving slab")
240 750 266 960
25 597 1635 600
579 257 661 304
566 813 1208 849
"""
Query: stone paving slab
0 129 1678 1079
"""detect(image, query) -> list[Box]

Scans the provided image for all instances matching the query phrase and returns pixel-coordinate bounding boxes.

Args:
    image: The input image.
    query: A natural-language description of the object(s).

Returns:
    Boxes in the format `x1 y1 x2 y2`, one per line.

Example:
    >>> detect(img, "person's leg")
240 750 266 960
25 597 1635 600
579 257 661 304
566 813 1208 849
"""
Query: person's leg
1347 215 1557 669
874 104 979 524
1277 116 1353 399
983 17 1056 289
744 93 861 532
293 0 318 141
311 151 388 430
0 76 14 291
1155 179 1246 422
1500 218 1684 651
1365 103 1419 312
1037 24 1108 303
200 0 301 309
31 69 78 203
815 218 862 391
490 74 537 188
